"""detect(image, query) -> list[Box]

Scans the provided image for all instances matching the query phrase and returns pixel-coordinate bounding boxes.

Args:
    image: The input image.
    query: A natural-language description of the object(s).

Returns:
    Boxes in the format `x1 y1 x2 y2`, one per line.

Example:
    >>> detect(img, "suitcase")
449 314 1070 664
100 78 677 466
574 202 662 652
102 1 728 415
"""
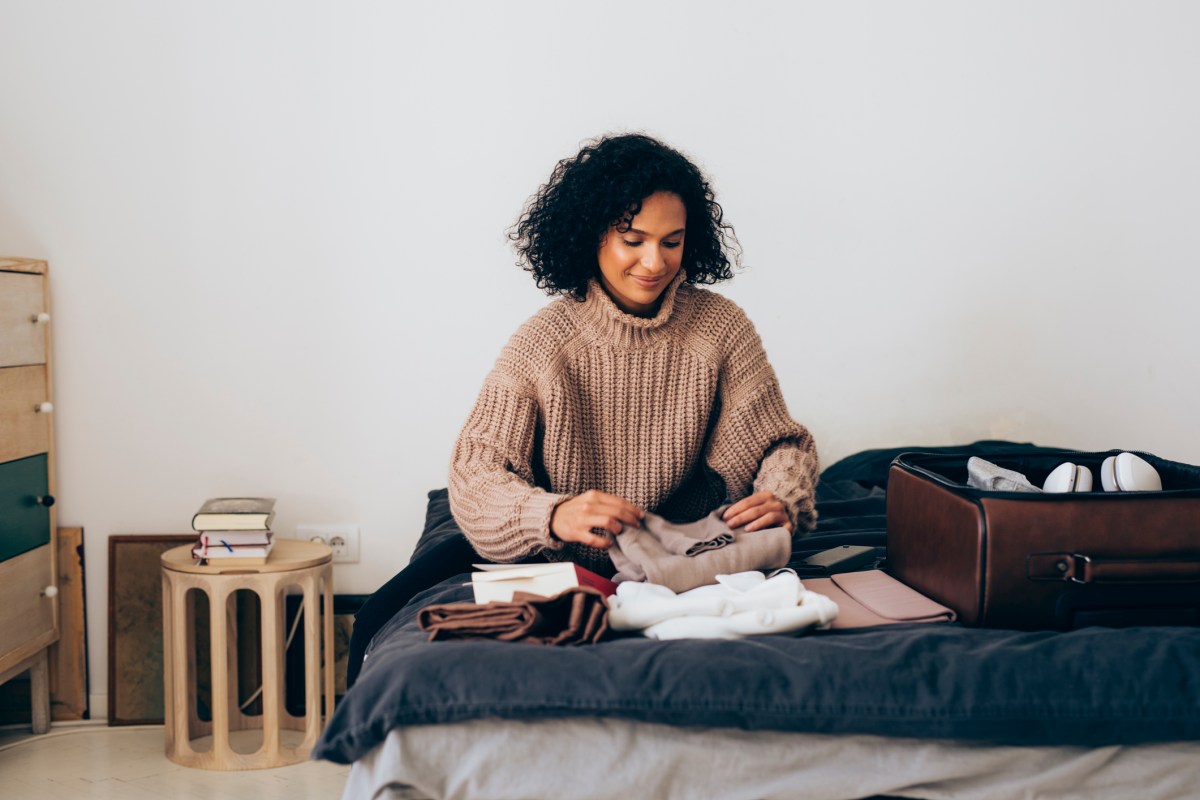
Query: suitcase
886 449 1200 630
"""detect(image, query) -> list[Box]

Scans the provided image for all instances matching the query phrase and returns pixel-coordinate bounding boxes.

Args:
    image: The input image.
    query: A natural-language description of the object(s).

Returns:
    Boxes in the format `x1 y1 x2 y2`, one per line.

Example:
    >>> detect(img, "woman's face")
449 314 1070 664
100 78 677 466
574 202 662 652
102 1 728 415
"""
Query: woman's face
596 191 686 316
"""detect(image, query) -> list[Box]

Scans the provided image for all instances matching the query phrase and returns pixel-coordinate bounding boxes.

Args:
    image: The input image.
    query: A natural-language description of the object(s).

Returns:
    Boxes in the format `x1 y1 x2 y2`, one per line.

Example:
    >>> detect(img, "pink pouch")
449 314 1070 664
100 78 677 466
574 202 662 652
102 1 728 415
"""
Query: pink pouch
804 570 957 629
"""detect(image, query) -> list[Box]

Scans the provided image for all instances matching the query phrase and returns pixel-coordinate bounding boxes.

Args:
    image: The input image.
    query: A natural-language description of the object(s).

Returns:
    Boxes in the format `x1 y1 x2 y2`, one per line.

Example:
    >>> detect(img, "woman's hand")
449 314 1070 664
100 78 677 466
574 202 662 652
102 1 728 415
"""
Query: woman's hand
550 490 644 549
722 491 793 533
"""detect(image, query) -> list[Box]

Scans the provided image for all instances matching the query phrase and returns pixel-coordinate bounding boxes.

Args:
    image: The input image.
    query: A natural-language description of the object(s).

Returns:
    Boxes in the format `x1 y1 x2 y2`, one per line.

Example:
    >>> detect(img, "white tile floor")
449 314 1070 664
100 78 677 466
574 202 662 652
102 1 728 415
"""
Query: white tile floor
0 724 349 799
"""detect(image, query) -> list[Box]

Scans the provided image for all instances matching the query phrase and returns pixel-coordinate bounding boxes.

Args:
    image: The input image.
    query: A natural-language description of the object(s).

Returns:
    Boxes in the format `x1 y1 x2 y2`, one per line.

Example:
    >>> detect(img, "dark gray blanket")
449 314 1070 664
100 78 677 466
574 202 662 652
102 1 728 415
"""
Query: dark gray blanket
314 441 1200 764
316 578 1200 764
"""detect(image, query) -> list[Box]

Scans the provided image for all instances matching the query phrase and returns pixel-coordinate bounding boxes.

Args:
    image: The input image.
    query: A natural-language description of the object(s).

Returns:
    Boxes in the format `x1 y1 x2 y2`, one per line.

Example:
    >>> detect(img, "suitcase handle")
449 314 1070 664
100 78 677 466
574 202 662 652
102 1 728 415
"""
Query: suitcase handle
1027 553 1200 584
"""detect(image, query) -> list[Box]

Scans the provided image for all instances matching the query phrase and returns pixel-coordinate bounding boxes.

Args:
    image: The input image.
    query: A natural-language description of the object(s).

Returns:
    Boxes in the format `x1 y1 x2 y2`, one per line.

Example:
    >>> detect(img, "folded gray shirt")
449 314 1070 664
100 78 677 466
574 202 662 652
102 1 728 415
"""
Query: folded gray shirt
966 457 1043 493
609 507 792 593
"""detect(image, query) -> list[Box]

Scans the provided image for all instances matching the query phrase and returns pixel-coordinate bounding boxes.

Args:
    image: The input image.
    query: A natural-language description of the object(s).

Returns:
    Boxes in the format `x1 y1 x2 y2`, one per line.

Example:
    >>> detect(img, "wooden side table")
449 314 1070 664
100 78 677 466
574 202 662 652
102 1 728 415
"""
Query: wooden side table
161 539 334 770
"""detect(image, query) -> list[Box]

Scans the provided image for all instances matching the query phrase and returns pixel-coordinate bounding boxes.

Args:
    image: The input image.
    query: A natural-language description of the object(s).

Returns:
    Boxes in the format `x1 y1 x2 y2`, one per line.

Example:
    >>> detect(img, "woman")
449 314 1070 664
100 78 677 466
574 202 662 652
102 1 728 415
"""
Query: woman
449 133 818 576
347 133 817 688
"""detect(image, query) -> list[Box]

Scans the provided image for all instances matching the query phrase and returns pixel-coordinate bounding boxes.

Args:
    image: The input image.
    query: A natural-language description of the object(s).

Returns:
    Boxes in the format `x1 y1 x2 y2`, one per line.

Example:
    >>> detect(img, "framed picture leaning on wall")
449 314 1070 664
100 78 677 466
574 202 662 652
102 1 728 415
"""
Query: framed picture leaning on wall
107 534 196 725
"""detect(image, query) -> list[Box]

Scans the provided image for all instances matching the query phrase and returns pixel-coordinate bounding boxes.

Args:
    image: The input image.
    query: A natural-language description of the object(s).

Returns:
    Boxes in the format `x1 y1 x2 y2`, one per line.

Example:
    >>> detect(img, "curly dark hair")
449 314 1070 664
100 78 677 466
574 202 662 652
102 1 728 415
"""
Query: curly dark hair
509 133 741 299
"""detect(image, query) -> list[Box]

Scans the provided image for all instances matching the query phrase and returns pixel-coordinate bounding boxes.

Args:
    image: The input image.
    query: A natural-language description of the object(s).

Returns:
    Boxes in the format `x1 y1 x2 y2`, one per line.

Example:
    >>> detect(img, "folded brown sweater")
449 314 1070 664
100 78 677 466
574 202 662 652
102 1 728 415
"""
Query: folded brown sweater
417 587 611 645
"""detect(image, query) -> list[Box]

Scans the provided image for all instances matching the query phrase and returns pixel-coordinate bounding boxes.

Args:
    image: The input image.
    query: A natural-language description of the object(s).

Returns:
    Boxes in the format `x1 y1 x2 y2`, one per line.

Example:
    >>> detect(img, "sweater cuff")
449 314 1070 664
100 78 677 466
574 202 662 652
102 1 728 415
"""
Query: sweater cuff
754 447 819 536
520 490 570 553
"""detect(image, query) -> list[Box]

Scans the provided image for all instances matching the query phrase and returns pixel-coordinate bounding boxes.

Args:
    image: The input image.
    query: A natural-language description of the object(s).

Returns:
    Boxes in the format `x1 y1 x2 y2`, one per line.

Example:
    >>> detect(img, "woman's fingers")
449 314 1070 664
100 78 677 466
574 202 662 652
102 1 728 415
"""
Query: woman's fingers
577 491 643 530
554 489 794 547
551 490 644 547
722 491 774 526
723 491 793 533
744 509 793 533
579 528 617 549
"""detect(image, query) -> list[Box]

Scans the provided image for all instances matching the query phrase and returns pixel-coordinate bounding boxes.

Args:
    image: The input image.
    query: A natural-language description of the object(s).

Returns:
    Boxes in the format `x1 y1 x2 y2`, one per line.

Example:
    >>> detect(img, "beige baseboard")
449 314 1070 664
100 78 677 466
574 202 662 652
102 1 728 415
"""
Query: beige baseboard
89 692 106 721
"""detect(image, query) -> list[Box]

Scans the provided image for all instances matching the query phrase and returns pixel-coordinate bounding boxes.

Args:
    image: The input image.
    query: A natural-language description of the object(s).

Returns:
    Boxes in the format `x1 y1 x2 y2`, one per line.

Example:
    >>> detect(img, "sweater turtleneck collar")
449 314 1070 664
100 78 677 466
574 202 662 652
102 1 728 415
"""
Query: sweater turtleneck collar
574 270 691 349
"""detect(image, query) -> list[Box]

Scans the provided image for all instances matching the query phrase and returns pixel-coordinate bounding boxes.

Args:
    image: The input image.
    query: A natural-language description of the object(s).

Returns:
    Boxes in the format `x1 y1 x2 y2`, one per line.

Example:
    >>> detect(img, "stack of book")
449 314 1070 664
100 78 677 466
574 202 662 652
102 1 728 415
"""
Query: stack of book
190 497 277 564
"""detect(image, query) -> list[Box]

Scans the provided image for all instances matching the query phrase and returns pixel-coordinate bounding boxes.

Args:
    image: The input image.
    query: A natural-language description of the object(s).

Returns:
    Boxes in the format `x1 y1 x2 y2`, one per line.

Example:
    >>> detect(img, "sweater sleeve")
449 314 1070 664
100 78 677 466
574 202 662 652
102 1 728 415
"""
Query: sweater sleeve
704 309 819 534
447 364 568 563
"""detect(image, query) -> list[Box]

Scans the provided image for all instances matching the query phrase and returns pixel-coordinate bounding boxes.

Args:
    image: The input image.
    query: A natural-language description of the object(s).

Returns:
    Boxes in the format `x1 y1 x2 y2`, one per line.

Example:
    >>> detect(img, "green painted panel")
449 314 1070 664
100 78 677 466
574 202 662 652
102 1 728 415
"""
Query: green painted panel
0 454 50 562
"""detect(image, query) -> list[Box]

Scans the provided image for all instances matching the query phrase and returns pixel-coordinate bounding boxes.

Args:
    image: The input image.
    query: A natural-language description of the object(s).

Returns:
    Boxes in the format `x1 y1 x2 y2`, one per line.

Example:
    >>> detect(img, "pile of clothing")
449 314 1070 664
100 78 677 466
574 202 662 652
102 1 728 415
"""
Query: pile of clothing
419 587 610 645
418 506 839 644
608 507 791 593
608 569 837 640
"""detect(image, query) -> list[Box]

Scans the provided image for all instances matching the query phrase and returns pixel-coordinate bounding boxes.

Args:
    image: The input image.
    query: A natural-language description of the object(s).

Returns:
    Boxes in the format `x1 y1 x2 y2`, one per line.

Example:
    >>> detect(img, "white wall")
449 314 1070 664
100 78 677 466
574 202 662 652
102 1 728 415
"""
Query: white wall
2 1 1198 717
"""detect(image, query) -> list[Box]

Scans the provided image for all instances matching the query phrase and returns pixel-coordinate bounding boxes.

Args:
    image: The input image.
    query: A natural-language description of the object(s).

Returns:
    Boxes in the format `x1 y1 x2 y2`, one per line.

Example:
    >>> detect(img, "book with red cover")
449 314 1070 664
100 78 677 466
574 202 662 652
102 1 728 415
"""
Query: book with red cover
470 562 617 604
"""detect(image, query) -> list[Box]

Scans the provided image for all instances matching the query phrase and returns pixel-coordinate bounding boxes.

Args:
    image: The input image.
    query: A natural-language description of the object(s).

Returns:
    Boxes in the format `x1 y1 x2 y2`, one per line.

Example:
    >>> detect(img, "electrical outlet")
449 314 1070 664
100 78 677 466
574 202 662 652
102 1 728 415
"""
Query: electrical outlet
295 524 360 563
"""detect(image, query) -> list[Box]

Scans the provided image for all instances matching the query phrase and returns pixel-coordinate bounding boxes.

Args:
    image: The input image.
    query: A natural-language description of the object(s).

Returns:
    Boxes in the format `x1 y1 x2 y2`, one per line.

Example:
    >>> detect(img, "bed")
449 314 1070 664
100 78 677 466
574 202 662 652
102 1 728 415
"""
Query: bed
314 442 1200 800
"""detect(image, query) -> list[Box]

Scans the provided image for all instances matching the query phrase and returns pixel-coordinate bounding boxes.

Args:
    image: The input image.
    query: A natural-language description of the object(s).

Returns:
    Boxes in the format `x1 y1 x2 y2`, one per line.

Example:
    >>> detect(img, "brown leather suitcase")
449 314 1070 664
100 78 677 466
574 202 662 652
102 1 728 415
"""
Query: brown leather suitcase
886 450 1200 630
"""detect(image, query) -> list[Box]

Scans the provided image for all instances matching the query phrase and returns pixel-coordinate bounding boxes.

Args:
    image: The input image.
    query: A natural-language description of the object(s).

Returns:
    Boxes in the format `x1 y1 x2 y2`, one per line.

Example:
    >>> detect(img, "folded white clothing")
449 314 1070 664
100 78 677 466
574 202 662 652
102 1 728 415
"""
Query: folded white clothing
642 592 839 640
686 571 805 610
607 582 732 629
966 456 1042 493
608 570 809 631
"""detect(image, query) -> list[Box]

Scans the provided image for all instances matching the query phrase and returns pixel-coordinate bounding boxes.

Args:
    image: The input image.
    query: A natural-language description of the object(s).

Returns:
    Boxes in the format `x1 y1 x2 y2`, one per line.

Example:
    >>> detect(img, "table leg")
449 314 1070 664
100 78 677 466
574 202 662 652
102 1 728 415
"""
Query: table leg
323 566 335 723
209 586 231 767
260 584 283 760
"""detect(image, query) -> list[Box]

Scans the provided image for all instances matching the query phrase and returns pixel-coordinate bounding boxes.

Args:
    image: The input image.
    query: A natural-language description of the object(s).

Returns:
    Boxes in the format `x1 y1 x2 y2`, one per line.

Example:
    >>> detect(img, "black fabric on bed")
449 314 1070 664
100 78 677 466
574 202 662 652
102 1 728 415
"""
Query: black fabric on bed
344 484 498 688
323 440 1200 764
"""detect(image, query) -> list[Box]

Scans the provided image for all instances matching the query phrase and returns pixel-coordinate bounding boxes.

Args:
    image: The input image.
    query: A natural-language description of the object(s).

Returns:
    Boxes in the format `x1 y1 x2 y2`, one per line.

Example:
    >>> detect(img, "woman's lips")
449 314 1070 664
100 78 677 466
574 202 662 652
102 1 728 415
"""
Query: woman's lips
630 275 663 289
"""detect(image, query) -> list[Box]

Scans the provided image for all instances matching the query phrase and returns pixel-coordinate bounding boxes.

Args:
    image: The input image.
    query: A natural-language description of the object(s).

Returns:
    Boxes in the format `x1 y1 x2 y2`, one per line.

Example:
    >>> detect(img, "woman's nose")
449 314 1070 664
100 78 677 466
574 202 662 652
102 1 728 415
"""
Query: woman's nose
641 246 665 271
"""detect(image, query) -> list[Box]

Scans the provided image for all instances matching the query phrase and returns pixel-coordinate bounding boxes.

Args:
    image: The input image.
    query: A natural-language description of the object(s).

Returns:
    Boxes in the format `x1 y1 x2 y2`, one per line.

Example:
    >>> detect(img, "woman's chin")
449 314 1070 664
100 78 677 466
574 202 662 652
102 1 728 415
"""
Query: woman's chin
618 289 664 315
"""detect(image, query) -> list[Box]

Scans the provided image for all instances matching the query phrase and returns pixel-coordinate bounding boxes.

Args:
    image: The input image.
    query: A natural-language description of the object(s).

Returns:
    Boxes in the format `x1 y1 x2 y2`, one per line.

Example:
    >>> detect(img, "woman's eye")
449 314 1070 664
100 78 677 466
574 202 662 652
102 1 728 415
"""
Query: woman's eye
623 240 681 248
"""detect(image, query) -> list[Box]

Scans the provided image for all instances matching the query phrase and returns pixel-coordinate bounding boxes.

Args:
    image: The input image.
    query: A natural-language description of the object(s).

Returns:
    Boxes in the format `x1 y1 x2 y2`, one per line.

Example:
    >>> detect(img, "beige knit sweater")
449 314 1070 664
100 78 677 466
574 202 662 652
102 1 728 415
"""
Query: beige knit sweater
448 271 818 573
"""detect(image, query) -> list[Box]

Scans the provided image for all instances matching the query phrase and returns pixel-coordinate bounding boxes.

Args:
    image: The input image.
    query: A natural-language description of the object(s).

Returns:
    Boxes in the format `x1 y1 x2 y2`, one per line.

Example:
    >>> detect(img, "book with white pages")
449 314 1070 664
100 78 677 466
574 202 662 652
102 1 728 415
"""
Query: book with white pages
192 497 276 531
470 562 617 604
197 530 273 547
191 539 275 563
